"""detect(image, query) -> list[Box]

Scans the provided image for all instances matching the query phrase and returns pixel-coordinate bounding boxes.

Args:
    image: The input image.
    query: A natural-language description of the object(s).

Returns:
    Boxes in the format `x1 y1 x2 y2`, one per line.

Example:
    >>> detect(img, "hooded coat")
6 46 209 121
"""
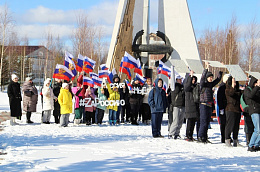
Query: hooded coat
184 75 199 118
97 87 107 111
42 81 55 111
58 88 73 114
106 83 120 111
244 76 260 115
22 81 38 112
148 78 167 113
7 80 22 117
225 77 241 113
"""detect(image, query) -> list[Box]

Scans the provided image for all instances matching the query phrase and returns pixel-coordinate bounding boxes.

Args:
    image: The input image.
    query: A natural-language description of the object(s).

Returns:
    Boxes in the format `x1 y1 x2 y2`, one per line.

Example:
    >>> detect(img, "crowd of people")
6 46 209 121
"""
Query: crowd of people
6 61 260 152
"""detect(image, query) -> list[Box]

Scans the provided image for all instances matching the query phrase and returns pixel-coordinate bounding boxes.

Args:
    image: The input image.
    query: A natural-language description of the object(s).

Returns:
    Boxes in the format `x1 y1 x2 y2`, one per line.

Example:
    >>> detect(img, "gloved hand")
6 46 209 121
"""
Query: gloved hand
220 109 224 115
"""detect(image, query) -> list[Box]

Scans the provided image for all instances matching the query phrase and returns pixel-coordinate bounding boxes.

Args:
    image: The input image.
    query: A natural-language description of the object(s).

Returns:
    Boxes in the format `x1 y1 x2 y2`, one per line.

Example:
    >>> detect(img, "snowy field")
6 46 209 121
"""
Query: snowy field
0 92 259 172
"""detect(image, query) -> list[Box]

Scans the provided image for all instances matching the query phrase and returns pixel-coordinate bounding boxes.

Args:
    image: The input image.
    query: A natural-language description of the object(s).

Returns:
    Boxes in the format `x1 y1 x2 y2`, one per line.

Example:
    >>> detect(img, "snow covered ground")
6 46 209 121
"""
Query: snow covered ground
0 92 259 171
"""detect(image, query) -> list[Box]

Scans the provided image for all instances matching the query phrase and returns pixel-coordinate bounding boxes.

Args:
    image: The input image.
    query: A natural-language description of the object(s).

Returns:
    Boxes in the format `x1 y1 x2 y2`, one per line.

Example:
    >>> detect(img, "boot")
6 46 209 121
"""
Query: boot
233 139 243 147
246 133 253 146
10 117 18 126
225 139 232 147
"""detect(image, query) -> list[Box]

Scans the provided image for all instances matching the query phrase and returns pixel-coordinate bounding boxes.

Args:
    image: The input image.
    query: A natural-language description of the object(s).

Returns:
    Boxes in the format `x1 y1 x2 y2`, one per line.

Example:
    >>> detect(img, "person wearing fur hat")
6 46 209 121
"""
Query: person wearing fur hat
42 78 55 124
216 73 231 143
58 83 72 127
198 62 223 143
22 77 38 123
7 74 22 125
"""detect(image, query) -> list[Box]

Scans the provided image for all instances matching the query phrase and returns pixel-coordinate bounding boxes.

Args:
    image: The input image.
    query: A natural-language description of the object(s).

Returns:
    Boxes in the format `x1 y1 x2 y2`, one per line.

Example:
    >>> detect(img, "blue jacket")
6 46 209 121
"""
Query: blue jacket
148 78 168 113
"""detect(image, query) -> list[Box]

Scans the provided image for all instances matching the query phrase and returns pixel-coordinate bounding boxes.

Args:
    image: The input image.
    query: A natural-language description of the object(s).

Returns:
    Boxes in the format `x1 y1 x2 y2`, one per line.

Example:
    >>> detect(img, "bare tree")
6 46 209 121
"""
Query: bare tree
0 4 13 90
242 18 260 72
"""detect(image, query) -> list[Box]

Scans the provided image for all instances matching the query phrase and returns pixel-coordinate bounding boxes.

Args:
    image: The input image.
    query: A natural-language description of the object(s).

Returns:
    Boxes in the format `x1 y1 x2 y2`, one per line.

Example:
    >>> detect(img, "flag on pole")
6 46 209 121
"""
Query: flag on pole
134 58 142 76
100 64 109 70
125 79 133 91
53 64 74 81
92 76 103 87
76 54 85 72
163 81 167 92
83 76 94 87
122 51 140 69
98 70 109 79
120 58 131 80
135 73 146 84
64 55 77 77
89 72 98 78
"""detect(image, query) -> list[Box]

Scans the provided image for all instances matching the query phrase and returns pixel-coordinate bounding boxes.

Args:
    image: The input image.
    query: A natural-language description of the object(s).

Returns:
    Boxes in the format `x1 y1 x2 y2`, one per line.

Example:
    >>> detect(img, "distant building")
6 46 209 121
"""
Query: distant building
4 46 55 85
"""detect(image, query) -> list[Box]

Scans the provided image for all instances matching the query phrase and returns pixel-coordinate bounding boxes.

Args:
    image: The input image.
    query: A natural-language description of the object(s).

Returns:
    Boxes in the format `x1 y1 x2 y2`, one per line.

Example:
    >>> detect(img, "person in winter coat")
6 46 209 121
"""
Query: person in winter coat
22 77 38 123
96 86 107 125
184 70 200 141
58 83 72 127
7 74 22 125
71 85 84 125
113 74 122 124
129 78 143 125
243 78 254 145
198 62 223 143
168 75 185 139
120 80 130 123
106 81 120 125
225 76 242 147
42 78 55 124
53 79 62 124
216 74 231 143
148 78 167 138
141 78 152 125
244 76 260 152
84 88 96 125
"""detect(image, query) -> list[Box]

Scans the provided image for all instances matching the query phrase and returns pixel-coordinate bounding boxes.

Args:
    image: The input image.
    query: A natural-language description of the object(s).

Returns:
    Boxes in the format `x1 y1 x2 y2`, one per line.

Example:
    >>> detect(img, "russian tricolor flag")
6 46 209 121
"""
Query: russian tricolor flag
135 73 146 84
83 76 94 87
84 56 96 67
134 59 143 76
163 82 167 92
98 70 109 79
122 51 140 69
77 54 85 72
92 76 102 87
89 72 98 78
120 58 131 80
53 64 74 81
158 61 171 79
125 79 133 91
107 71 114 84
65 51 74 59
64 55 77 77
100 64 108 70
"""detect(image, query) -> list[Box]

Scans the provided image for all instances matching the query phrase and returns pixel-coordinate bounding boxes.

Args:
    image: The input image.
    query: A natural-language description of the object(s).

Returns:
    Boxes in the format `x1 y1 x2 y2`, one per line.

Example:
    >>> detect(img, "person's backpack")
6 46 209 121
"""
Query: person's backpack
240 86 252 113
192 84 200 103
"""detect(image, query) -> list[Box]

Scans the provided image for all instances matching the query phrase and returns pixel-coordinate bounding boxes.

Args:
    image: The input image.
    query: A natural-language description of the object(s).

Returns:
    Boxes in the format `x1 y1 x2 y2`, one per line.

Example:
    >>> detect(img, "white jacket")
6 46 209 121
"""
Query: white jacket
42 86 55 111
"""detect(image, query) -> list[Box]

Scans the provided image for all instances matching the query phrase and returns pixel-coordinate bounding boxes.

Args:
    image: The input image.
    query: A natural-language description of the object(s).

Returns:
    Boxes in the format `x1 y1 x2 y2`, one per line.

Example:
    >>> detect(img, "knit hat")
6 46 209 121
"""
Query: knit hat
25 77 32 82
11 74 18 80
44 78 51 86
206 72 213 78
62 83 69 89
223 74 231 83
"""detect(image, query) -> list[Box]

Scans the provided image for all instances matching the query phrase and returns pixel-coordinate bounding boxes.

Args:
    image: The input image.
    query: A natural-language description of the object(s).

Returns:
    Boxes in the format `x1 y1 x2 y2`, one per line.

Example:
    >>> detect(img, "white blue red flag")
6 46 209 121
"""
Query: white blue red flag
98 70 109 79
64 55 77 77
122 51 140 69
53 64 74 81
77 54 85 72
83 76 94 87
100 64 109 70
125 79 133 91
135 73 146 84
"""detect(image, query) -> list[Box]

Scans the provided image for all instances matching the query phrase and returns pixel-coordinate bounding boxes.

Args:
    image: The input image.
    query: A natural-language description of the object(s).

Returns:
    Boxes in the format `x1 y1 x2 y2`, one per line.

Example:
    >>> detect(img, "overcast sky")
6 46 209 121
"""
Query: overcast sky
1 0 260 48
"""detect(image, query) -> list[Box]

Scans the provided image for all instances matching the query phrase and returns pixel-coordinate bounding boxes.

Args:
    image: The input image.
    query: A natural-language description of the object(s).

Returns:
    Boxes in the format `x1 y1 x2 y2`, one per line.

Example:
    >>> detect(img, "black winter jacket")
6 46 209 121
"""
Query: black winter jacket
244 76 260 115
184 75 199 118
169 82 185 109
225 84 241 113
129 83 143 105
200 69 223 104
7 81 22 117
217 82 227 110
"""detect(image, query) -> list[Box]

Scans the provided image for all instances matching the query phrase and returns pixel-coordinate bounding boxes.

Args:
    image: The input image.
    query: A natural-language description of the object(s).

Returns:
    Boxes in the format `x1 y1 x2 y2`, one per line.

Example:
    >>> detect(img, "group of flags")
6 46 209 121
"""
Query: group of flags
52 51 148 91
